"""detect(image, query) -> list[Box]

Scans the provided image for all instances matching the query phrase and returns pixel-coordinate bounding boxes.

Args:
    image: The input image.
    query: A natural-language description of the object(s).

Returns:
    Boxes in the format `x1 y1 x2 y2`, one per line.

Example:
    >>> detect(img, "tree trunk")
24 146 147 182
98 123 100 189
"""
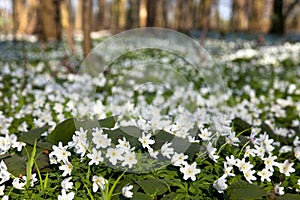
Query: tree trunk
270 0 300 34
82 0 92 58
97 0 105 29
111 0 120 29
155 0 164 27
162 0 169 28
231 0 248 32
146 0 156 26
139 0 147 27
127 0 140 28
175 0 184 30
200 0 212 43
249 0 264 32
119 0 127 29
39 0 61 41
61 0 74 53
270 0 284 34
75 0 83 30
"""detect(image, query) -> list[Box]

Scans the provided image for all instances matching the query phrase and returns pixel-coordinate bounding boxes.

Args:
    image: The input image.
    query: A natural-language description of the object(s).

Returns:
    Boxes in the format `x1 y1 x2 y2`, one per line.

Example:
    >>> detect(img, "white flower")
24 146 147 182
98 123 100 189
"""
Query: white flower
22 173 38 187
122 152 137 168
0 135 11 155
148 150 159 158
254 144 265 158
262 134 274 153
248 128 260 144
59 162 73 177
199 128 212 141
277 160 295 176
274 183 284 196
106 148 124 165
224 163 235 177
225 155 236 166
87 148 103 166
92 176 107 192
116 137 131 152
138 132 155 150
180 162 201 181
0 161 10 185
262 155 277 172
279 145 293 153
0 185 5 196
226 131 240 146
236 158 253 173
10 134 26 152
294 147 300 161
2 195 8 200
171 152 188 167
213 175 228 193
161 142 174 159
58 189 75 200
12 178 25 190
257 168 273 182
243 170 257 183
75 127 88 143
244 146 255 158
61 177 73 192
207 142 219 163
49 142 71 164
293 136 300 147
92 128 111 149
122 184 133 198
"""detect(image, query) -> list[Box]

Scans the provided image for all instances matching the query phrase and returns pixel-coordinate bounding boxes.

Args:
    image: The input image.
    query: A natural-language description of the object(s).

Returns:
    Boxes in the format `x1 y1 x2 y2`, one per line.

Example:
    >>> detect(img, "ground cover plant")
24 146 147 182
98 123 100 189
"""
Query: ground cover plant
0 32 299 199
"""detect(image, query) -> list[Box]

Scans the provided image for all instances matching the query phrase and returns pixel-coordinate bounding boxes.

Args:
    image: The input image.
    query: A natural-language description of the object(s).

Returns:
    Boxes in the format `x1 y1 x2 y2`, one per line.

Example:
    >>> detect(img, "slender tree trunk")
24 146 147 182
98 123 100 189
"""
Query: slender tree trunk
146 0 156 26
39 0 61 41
119 0 127 29
75 0 83 30
127 0 140 28
82 0 92 58
139 0 147 27
231 0 248 32
249 0 264 32
162 0 168 28
270 0 284 34
111 0 120 29
200 0 212 43
186 0 195 31
97 0 105 29
156 0 164 27
61 0 75 53
175 0 184 30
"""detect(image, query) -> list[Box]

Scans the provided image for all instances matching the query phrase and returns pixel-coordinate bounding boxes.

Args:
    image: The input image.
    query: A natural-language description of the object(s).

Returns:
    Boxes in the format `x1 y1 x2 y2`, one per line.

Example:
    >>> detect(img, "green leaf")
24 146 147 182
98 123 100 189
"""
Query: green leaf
161 192 177 200
131 192 152 200
227 180 268 200
136 179 168 196
46 117 116 145
46 118 77 145
3 155 27 177
18 125 50 146
277 193 300 200
98 116 116 128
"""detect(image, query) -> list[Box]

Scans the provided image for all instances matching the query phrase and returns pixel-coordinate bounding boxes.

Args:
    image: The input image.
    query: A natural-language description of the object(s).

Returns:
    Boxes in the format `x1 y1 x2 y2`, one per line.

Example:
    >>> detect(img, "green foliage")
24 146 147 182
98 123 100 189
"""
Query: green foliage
136 179 168 196
227 180 268 200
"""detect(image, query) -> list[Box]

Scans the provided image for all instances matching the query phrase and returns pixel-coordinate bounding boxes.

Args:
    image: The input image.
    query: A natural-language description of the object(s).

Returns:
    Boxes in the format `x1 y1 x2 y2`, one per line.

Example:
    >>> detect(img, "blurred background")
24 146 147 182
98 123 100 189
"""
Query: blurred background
0 0 299 56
